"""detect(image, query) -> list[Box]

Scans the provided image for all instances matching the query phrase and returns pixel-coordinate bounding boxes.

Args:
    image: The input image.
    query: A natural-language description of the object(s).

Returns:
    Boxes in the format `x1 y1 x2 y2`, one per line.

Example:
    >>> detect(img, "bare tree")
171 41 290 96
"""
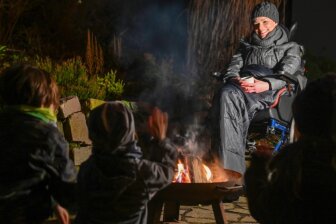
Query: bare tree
0 0 30 44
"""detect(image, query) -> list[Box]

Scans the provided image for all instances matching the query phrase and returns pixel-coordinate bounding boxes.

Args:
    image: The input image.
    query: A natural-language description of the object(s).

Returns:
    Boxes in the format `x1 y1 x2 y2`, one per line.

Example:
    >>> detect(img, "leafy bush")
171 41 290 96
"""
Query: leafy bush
54 57 104 100
34 56 124 100
0 46 30 72
97 70 124 100
0 45 6 59
34 56 53 73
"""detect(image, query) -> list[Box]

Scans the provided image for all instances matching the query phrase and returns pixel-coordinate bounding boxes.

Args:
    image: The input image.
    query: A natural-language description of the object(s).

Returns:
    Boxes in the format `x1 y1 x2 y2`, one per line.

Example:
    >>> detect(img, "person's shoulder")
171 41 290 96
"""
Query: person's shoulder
238 38 253 51
239 37 251 46
12 114 59 137
280 41 301 47
275 41 303 54
42 122 62 136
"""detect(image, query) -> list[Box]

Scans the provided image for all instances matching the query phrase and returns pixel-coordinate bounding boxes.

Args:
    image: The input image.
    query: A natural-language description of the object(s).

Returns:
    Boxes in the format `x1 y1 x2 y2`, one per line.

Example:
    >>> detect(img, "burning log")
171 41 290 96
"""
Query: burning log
189 156 212 183
171 126 213 183
173 153 212 183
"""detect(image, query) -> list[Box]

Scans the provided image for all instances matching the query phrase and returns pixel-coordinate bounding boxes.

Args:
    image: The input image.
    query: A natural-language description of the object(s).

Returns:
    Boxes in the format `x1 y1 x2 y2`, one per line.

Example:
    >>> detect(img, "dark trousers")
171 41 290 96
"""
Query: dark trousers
210 82 276 174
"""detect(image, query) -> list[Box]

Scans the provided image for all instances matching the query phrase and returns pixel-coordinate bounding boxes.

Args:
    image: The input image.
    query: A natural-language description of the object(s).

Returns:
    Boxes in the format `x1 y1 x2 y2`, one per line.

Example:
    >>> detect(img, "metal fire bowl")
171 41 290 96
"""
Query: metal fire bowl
154 182 243 205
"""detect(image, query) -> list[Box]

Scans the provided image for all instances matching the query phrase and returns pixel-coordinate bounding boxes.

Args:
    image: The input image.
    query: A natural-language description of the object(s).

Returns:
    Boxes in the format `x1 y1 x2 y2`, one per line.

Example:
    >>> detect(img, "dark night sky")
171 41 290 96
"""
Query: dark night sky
292 0 336 61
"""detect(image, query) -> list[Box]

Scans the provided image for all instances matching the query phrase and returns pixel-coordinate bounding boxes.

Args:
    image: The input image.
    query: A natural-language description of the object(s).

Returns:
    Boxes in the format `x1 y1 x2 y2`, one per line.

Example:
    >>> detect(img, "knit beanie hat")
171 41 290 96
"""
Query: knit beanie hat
252 2 279 23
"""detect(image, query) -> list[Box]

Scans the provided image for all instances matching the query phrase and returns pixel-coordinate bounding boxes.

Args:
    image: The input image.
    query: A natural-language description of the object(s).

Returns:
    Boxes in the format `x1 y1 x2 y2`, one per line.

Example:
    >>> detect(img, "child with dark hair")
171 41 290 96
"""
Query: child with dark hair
245 73 336 224
74 102 177 224
0 64 77 224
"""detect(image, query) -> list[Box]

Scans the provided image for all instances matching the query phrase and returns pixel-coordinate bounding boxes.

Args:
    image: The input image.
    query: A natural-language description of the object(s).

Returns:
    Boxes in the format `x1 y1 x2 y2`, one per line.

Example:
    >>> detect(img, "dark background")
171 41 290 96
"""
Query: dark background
292 0 336 61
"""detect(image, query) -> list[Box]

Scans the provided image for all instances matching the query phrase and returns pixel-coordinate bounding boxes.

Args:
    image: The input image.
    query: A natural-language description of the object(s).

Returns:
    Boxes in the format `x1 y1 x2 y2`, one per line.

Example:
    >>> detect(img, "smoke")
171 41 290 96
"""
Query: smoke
108 1 212 156
116 0 188 71
114 0 208 121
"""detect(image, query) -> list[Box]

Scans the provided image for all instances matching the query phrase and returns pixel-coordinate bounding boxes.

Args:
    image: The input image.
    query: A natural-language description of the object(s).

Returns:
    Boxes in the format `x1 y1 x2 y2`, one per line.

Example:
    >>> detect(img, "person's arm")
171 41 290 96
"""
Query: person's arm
260 77 287 90
147 107 168 142
138 139 177 199
276 43 303 76
257 43 303 90
261 42 303 90
138 107 177 199
224 42 245 81
48 128 77 210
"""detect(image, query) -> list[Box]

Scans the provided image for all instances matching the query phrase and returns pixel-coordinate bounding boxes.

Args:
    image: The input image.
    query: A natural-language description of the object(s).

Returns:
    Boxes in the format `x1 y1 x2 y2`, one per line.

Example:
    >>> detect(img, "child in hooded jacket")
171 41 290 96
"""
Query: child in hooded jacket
75 102 177 224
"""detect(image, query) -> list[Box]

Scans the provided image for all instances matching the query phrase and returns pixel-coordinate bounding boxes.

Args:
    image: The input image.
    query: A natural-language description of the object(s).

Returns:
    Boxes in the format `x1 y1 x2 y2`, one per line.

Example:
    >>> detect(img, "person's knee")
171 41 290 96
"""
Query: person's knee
220 86 242 105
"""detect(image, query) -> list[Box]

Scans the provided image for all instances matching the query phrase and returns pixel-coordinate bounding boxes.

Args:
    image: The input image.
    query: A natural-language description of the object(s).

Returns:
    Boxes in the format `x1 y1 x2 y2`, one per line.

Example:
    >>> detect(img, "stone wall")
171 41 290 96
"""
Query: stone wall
58 96 93 166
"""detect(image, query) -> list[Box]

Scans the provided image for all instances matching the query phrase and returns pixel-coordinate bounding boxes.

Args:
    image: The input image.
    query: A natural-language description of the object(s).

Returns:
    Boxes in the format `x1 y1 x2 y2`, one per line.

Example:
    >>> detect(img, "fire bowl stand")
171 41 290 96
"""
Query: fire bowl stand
147 183 243 224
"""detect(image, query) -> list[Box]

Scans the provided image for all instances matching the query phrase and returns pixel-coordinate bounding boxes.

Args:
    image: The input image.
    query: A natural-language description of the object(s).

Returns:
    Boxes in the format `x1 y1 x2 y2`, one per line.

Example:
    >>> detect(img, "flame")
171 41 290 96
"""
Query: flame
202 164 212 182
173 160 191 183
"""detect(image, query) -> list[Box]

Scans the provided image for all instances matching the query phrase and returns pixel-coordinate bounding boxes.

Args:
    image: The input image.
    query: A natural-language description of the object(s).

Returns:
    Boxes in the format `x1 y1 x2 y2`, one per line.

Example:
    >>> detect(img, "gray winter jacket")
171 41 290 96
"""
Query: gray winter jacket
225 25 303 90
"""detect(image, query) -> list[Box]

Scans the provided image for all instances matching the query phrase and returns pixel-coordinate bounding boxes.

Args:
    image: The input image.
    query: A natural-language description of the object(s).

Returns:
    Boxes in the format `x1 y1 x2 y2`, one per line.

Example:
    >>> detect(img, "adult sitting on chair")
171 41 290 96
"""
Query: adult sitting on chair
210 1 304 179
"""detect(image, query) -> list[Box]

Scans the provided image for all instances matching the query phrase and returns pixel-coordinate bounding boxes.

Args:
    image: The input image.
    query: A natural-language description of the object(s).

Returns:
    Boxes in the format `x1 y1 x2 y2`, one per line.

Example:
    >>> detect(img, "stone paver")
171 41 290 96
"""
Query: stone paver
44 196 257 224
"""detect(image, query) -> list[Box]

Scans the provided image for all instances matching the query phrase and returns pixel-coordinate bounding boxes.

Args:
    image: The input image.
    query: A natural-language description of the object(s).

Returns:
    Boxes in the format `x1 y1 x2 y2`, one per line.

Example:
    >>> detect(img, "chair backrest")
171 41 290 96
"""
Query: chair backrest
280 22 298 41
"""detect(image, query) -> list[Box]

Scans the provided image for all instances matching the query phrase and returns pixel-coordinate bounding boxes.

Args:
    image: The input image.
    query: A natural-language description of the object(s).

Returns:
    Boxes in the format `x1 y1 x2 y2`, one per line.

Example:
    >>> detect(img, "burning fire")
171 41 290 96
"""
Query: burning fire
173 159 212 183
202 164 212 181
173 160 191 183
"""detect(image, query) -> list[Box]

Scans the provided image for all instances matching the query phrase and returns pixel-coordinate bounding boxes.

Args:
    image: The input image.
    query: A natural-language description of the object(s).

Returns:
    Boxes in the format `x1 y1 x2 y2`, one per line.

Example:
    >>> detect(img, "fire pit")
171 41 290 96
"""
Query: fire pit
147 124 243 223
147 182 243 224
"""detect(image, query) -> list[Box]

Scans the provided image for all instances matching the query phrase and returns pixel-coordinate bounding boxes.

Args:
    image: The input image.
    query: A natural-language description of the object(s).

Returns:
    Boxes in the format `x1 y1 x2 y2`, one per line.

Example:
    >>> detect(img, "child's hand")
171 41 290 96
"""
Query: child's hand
54 204 70 224
147 107 168 140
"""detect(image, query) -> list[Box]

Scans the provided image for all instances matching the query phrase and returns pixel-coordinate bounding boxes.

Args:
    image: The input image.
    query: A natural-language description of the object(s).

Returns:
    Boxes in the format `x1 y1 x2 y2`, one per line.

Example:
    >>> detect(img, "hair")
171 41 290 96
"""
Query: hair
0 64 60 108
293 73 336 138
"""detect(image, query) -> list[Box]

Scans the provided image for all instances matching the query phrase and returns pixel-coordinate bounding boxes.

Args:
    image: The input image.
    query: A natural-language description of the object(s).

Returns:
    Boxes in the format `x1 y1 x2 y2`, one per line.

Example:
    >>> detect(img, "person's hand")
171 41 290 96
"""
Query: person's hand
147 107 168 140
239 78 270 93
54 204 70 224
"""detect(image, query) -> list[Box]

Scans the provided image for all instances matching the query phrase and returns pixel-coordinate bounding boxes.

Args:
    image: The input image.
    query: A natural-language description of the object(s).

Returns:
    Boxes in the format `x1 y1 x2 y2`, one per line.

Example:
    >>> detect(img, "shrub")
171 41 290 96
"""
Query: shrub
34 56 124 100
97 70 124 100
34 56 53 73
53 57 106 100
0 46 29 72
0 45 6 59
